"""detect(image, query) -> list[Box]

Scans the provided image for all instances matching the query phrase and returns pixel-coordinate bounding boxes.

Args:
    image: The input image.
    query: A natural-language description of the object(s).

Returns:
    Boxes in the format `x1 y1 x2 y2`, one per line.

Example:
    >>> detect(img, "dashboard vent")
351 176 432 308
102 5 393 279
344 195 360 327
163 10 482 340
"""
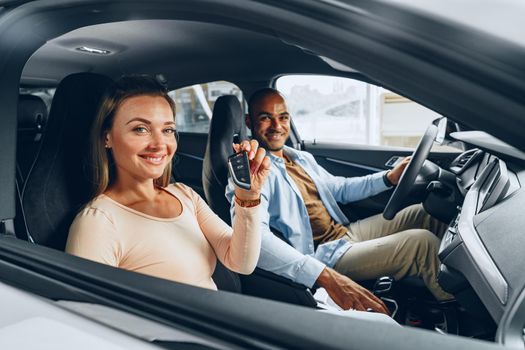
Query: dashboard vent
457 154 474 167
450 149 482 174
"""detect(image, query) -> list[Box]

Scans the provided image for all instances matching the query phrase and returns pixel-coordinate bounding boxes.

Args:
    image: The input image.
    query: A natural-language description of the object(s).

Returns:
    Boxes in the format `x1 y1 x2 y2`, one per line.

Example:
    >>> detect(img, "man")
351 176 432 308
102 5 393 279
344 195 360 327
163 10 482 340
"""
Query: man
226 88 453 313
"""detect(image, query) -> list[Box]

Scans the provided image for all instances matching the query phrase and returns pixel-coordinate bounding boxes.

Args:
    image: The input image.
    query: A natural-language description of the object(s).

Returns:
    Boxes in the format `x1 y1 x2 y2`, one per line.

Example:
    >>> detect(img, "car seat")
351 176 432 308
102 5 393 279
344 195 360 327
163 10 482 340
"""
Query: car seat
202 95 246 224
202 94 317 307
14 94 50 241
16 94 48 184
20 72 113 250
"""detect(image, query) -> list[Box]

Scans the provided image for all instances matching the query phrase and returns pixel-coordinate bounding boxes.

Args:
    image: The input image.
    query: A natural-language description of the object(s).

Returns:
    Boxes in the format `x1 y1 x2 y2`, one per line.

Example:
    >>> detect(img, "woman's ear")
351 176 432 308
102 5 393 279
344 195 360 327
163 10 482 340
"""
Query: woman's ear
104 132 112 149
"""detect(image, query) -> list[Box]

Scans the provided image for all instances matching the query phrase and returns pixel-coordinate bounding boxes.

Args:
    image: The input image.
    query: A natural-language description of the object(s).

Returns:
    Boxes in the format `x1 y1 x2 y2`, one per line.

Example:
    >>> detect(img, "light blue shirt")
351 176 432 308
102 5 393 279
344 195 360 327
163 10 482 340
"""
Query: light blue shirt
225 146 390 288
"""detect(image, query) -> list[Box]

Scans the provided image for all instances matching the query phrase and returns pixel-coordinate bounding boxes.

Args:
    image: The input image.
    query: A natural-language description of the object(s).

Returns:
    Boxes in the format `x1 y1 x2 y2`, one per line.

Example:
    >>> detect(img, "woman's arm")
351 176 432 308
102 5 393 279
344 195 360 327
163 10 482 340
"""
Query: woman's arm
194 192 261 274
66 207 121 266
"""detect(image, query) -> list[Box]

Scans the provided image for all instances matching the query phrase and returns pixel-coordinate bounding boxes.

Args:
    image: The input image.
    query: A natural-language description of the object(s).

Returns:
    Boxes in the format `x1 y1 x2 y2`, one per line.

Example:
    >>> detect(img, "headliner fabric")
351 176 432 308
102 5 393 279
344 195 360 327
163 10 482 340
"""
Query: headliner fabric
22 73 113 250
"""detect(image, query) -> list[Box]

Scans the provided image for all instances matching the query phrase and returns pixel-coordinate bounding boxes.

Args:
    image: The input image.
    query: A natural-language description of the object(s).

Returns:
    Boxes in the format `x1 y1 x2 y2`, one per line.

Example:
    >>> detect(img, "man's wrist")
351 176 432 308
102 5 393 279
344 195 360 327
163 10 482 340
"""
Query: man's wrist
315 267 334 289
383 170 394 187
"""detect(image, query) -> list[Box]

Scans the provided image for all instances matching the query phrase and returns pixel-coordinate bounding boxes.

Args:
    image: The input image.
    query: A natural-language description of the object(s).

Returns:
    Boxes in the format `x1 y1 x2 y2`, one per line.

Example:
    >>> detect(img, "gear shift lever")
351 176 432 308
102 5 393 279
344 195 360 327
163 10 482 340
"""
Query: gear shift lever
370 276 398 317
373 276 394 296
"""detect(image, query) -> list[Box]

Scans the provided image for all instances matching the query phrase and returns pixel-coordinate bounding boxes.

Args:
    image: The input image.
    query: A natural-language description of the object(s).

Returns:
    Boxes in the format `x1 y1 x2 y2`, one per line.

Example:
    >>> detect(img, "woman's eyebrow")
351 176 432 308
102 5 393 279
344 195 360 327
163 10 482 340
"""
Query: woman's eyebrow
125 118 175 125
126 117 151 125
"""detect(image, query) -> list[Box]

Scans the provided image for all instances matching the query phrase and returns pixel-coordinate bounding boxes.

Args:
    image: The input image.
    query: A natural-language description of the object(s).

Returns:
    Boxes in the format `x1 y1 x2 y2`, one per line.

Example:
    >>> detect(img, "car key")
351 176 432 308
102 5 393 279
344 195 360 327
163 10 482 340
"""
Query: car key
228 151 251 190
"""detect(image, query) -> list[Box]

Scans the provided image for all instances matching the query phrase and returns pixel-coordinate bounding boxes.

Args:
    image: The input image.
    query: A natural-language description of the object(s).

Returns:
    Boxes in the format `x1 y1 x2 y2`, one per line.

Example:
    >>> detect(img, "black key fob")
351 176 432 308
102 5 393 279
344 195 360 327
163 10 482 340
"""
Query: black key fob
228 151 251 190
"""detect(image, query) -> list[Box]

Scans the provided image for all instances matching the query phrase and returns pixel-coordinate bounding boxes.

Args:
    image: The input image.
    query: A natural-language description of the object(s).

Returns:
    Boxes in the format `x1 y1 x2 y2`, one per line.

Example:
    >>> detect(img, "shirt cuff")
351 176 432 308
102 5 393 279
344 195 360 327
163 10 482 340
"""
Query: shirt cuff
382 170 394 188
294 256 326 288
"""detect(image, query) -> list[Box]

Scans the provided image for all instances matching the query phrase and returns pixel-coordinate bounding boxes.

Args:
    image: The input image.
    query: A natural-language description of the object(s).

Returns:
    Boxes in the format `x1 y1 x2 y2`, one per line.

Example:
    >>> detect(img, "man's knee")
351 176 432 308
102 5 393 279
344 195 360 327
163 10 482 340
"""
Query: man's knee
396 204 432 229
400 204 427 218
404 229 440 255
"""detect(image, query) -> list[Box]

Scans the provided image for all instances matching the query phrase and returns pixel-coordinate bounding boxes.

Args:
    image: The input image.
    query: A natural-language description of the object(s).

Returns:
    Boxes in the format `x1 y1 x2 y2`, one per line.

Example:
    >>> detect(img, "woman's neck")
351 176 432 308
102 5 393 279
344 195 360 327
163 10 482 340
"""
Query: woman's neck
105 177 160 205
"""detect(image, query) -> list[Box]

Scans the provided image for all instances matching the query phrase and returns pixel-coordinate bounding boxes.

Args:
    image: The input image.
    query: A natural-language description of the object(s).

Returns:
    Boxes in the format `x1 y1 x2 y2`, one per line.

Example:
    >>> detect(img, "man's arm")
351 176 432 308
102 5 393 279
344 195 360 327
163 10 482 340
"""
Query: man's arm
226 178 389 313
298 152 388 204
314 154 410 204
226 177 325 287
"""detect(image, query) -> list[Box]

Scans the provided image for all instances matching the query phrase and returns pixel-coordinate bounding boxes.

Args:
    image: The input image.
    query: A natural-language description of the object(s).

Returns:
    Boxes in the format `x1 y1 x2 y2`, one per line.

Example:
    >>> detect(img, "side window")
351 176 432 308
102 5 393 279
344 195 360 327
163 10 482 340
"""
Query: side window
276 75 453 150
169 81 243 133
19 87 56 113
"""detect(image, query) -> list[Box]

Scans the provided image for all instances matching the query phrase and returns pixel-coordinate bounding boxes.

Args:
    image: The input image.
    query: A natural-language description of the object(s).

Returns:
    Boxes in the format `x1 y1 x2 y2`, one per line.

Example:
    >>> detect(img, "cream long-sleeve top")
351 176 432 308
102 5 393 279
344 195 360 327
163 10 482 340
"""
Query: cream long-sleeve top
66 183 261 290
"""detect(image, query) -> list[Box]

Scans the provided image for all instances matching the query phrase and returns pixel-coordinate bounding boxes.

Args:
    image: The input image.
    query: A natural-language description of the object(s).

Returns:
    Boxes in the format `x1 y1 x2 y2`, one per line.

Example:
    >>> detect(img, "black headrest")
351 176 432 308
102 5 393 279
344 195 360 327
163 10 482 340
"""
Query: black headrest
22 72 113 250
202 95 245 224
17 94 47 131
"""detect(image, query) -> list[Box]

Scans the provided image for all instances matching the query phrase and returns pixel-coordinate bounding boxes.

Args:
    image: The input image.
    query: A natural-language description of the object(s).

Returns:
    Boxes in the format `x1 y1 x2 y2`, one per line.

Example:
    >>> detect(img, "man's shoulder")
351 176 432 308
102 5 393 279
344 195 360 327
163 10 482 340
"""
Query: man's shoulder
283 146 318 167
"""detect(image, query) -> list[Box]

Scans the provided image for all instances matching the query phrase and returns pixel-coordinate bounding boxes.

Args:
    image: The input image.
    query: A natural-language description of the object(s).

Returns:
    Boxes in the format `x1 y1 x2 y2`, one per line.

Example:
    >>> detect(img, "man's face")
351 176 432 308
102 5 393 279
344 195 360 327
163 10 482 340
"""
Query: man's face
248 93 290 153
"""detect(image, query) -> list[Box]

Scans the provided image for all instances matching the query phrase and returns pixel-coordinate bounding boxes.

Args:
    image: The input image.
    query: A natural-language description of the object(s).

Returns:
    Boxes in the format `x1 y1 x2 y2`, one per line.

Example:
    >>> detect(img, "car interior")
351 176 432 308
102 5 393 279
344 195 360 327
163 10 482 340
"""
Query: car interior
1 1 525 349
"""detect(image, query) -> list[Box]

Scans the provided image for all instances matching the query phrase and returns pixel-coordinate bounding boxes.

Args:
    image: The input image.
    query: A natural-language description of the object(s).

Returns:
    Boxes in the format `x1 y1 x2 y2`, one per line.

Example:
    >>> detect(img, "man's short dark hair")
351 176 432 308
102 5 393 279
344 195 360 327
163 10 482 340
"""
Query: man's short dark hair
247 88 284 117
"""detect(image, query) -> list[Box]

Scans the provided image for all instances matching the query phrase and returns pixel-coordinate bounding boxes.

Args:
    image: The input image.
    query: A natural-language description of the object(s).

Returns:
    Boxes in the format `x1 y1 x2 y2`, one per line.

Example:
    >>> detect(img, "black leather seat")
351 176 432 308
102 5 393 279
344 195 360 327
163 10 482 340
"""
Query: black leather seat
202 95 246 225
20 72 113 249
202 94 316 306
15 94 49 240
203 95 245 292
16 94 48 184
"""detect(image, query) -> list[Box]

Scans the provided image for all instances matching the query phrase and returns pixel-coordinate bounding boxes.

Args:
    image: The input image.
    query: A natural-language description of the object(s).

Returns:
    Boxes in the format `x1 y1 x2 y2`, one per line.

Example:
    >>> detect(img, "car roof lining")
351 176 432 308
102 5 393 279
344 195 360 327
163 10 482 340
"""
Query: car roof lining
21 19 349 88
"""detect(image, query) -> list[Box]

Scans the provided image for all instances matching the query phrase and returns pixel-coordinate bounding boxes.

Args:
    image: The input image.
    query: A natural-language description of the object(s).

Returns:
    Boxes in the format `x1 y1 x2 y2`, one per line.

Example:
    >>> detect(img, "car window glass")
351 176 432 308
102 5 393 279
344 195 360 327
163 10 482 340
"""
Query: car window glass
169 81 243 133
19 87 56 113
276 75 459 151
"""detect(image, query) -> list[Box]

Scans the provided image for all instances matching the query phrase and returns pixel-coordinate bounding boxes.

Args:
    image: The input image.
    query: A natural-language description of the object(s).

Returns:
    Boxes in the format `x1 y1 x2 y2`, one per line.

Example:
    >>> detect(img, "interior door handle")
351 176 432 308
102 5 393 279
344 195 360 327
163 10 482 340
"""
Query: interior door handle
385 156 403 168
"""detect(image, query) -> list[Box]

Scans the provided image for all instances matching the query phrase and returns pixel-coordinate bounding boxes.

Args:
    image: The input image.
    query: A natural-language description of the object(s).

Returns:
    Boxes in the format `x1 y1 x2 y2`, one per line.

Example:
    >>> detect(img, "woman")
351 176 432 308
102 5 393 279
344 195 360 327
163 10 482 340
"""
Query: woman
66 75 270 290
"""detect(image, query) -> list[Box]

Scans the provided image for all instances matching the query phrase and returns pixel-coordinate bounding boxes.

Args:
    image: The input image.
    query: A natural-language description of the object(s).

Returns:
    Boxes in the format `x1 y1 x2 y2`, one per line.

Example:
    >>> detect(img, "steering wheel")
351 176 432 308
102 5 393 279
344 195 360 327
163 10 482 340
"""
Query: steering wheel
383 124 438 220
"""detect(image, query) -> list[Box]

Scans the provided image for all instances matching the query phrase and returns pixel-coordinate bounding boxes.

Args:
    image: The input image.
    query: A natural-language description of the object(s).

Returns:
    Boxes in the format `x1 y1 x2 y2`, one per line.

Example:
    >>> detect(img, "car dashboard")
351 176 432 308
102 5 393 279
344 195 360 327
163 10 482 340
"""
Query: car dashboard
438 147 525 322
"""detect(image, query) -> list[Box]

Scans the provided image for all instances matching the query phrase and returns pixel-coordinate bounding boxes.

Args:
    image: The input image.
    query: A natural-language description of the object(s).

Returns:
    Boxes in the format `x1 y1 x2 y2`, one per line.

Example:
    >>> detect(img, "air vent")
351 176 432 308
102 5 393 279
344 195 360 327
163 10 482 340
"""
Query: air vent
457 154 473 167
450 149 482 174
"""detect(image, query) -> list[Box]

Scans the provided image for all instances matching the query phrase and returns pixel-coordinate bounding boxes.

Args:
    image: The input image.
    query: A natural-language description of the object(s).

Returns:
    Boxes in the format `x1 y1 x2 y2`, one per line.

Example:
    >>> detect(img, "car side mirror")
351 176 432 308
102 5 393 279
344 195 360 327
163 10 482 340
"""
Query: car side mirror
432 117 460 145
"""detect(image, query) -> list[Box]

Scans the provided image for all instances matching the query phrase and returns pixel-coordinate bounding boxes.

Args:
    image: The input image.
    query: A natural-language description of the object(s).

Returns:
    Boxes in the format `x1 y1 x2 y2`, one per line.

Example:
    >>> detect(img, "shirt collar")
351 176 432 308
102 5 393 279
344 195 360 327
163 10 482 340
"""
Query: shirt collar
267 145 302 164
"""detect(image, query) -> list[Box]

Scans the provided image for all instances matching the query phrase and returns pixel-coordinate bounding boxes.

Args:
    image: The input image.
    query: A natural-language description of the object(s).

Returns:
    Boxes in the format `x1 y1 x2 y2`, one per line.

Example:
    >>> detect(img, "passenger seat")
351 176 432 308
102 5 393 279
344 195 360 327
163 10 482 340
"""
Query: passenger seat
16 94 48 184
20 73 113 249
14 94 49 240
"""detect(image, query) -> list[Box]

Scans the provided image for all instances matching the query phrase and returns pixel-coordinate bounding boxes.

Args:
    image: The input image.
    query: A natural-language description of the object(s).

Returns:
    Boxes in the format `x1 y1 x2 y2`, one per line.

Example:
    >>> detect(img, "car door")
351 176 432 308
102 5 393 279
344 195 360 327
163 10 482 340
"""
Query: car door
275 74 463 220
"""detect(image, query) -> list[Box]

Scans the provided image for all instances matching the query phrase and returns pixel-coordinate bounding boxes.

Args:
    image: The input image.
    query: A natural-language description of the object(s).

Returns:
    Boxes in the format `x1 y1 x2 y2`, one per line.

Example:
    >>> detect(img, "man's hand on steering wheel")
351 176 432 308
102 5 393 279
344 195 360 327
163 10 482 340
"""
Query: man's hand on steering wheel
386 157 411 185
383 124 438 220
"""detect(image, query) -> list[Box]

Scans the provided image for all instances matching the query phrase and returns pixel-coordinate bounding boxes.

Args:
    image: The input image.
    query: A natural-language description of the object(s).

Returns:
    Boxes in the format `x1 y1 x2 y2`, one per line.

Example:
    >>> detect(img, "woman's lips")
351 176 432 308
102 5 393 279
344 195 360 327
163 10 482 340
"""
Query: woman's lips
139 154 166 165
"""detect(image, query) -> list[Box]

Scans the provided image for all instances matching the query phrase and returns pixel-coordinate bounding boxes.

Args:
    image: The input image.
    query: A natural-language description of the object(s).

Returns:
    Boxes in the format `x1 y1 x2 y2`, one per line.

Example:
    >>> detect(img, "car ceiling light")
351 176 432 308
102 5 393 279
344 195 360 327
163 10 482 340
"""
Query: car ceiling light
75 46 112 55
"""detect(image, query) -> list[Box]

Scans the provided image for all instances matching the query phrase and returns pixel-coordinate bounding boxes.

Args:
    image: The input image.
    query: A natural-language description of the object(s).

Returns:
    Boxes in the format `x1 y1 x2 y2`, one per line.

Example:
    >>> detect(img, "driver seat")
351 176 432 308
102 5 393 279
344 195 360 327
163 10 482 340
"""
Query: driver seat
202 95 246 224
202 94 317 307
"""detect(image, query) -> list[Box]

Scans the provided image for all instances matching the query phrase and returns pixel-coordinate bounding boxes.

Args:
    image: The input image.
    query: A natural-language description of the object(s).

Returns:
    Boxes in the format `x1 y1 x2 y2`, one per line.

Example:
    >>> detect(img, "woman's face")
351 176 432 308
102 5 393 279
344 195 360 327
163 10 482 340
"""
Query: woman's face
105 95 177 184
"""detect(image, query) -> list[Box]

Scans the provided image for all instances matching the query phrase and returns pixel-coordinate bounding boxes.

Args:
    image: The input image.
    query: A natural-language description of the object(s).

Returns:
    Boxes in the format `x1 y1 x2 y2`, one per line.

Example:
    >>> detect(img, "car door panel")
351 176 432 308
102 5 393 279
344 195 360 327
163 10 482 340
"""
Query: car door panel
303 141 461 220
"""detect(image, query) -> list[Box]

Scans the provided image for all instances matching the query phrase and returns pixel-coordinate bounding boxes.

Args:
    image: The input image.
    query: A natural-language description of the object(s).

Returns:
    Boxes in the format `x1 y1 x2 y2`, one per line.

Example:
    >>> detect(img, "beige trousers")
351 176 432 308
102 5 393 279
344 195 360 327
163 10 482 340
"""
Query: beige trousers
334 204 453 301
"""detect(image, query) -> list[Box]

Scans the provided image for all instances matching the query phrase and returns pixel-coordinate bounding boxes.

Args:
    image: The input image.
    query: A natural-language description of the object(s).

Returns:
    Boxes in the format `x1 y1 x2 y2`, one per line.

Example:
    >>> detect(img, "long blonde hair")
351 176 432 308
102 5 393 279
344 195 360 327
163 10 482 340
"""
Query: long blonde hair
89 75 176 199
